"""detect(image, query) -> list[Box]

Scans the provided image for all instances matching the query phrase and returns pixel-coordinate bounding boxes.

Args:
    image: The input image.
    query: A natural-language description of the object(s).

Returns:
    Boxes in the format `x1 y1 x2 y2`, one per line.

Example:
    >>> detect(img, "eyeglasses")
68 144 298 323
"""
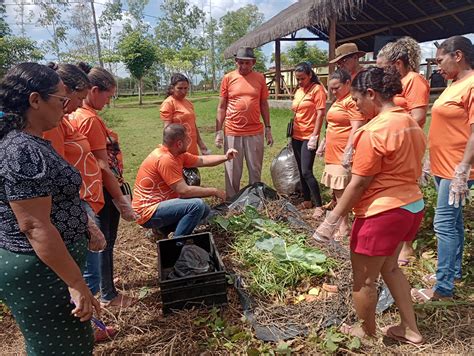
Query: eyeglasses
49 94 71 109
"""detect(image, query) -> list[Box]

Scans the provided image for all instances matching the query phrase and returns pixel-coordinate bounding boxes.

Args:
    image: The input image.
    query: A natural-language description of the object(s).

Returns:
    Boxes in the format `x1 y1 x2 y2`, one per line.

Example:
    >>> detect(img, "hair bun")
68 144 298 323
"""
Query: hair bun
47 62 59 71
77 62 92 74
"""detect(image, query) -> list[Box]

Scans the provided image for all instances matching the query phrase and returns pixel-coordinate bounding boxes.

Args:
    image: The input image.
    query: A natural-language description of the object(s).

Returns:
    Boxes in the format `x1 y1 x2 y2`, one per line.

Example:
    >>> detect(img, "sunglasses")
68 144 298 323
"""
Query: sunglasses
49 94 71 109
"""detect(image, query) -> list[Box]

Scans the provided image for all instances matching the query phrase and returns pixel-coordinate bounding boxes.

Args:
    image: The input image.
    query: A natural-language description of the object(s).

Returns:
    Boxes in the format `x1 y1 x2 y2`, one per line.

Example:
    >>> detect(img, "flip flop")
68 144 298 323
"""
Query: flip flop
398 259 410 266
422 273 437 284
94 326 117 343
410 288 433 303
382 326 424 346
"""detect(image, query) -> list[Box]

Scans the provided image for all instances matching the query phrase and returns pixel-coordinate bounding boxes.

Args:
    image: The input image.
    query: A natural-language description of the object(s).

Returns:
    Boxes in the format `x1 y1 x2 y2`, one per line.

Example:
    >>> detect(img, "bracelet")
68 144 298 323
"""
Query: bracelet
265 125 271 128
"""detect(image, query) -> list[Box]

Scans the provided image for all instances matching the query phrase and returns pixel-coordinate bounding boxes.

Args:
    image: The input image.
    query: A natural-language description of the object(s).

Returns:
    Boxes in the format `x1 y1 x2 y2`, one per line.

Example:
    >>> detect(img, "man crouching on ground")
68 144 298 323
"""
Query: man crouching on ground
132 123 237 237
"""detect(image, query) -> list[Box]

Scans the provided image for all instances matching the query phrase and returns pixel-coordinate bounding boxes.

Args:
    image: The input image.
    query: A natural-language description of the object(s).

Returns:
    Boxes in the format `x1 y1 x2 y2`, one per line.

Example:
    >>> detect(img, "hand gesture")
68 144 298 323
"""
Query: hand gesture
312 211 341 242
225 148 238 161
214 189 226 201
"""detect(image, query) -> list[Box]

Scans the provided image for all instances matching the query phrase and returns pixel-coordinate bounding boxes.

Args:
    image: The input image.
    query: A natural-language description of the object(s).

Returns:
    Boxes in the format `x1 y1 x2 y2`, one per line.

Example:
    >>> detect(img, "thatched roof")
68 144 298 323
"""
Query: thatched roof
224 0 474 59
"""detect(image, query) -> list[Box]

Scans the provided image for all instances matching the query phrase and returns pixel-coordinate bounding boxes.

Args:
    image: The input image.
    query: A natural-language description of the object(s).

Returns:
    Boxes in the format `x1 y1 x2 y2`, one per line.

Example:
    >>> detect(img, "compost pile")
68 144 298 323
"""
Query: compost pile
211 202 356 342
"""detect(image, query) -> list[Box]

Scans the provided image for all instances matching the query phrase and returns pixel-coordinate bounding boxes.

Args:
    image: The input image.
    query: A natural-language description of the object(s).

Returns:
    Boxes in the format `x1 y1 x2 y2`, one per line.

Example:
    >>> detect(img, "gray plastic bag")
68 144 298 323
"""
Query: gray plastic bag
270 144 300 195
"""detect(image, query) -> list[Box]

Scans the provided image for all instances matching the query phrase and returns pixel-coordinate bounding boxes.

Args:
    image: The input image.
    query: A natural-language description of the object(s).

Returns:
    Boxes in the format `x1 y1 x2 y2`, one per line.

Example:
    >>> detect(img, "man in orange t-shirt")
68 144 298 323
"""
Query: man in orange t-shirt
133 124 237 237
215 47 272 199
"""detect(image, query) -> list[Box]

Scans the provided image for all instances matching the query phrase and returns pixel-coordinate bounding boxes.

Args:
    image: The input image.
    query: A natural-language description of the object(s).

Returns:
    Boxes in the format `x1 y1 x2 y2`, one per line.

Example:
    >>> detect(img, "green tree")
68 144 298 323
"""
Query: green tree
154 0 206 84
125 0 150 32
67 1 97 63
286 41 327 66
0 36 44 76
0 4 11 37
98 0 123 73
37 1 69 61
217 5 265 73
118 31 157 105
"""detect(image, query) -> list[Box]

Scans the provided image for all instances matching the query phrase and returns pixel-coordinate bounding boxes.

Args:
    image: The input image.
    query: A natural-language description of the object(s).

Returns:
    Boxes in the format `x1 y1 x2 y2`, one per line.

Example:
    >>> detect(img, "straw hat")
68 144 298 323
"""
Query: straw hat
329 43 366 64
234 47 256 60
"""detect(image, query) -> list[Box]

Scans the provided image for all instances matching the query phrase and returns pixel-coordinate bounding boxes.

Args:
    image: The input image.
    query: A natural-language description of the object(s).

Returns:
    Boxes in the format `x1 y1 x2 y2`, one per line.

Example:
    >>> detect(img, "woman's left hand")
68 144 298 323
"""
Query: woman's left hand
313 211 341 242
307 135 318 150
87 217 106 252
449 163 471 208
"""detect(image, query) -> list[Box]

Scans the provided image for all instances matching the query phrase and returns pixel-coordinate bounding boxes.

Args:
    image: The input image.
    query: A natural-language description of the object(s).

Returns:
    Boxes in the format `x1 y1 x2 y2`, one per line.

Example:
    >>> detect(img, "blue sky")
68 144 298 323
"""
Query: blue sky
3 0 473 77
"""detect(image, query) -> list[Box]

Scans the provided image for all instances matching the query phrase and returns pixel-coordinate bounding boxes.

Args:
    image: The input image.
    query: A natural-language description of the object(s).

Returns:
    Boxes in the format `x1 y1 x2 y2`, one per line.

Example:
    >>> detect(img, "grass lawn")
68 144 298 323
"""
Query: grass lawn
103 97 329 198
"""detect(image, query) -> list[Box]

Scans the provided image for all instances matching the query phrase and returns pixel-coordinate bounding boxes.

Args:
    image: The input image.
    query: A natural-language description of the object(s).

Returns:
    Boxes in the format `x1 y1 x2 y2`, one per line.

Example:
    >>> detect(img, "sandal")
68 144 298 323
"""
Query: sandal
101 294 137 308
94 326 117 343
312 207 325 219
410 288 433 303
422 273 462 285
398 259 410 267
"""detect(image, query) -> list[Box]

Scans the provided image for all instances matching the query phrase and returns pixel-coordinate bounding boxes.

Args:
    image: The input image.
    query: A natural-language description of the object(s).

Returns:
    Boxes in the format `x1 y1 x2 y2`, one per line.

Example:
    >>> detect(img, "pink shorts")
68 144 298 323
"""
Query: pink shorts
350 208 424 257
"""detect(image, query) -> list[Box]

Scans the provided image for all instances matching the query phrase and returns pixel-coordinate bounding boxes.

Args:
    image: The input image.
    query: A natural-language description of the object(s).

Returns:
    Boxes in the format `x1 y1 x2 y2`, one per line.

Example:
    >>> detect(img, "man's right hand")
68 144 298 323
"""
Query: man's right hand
215 130 224 148
214 189 226 201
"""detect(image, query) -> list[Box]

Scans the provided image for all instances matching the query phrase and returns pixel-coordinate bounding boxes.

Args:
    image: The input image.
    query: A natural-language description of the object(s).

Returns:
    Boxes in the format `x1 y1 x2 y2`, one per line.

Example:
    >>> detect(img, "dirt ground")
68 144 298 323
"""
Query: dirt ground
1 205 473 355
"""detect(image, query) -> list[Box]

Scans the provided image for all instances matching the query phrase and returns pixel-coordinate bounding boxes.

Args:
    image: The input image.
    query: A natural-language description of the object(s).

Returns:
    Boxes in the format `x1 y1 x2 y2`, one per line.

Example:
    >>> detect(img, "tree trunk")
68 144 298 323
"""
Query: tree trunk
139 77 143 105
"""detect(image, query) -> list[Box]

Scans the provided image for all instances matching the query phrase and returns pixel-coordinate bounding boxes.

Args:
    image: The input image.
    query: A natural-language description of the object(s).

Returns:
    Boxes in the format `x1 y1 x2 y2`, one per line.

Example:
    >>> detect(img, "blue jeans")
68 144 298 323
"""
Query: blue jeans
142 198 210 237
433 177 473 297
82 201 101 295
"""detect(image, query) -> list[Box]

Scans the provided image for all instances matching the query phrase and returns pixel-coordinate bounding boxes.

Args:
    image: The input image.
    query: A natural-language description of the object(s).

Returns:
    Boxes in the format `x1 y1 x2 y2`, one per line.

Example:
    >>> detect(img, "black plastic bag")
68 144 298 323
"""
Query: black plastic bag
183 167 201 186
168 245 215 279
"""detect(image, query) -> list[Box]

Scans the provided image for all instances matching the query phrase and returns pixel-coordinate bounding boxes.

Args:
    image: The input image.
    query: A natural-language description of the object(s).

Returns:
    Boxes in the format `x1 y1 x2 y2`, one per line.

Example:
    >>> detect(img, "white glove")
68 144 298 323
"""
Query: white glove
307 135 318 151
87 216 106 252
113 195 138 221
265 127 274 146
449 163 471 208
215 130 224 149
341 145 353 169
419 156 431 187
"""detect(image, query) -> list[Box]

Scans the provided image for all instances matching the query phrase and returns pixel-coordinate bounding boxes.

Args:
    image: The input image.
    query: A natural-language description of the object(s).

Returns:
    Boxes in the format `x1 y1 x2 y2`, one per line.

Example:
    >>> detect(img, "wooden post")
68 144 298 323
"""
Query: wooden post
290 69 294 95
328 17 336 75
275 39 281 100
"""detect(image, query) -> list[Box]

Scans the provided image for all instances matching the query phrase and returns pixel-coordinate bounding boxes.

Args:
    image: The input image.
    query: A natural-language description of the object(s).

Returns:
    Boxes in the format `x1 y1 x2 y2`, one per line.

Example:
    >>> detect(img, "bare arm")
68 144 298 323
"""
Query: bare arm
410 107 428 126
343 120 367 152
460 125 474 166
216 97 228 131
195 123 208 152
311 109 325 137
331 174 373 217
171 180 225 200
260 99 270 127
9 197 100 320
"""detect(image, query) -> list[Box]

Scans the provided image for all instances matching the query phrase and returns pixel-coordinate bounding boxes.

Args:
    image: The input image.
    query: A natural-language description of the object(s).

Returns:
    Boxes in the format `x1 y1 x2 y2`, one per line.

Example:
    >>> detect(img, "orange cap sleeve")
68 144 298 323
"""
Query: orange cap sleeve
352 131 383 177
405 75 430 110
81 118 108 152
313 85 327 110
347 99 365 121
220 75 229 98
183 153 199 168
260 75 270 100
160 98 175 122
463 86 474 125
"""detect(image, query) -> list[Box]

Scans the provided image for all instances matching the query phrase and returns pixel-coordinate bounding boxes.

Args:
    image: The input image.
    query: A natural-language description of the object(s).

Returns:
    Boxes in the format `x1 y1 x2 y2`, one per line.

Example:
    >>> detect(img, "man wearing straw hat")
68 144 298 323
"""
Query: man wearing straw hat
215 46 273 199
330 43 366 80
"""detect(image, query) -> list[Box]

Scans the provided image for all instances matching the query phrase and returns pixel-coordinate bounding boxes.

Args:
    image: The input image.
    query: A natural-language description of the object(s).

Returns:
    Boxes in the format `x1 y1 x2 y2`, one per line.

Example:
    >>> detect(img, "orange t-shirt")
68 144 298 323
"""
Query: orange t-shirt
429 72 474 180
69 104 124 176
132 145 199 225
324 93 365 164
43 117 105 214
352 106 426 218
291 84 327 140
220 70 269 136
160 96 199 155
393 71 430 127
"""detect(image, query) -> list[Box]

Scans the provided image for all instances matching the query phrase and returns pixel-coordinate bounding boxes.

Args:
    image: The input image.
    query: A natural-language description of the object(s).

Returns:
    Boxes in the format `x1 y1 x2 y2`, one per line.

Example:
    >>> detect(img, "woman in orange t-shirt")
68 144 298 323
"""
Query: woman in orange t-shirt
70 63 137 309
412 36 474 303
291 62 326 216
160 73 209 156
320 69 366 238
314 67 425 345
377 36 430 128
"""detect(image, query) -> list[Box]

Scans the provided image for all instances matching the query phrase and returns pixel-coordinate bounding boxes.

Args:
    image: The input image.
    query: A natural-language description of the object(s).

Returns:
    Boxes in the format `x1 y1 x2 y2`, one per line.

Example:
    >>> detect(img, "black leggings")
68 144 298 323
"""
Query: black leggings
291 138 323 206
